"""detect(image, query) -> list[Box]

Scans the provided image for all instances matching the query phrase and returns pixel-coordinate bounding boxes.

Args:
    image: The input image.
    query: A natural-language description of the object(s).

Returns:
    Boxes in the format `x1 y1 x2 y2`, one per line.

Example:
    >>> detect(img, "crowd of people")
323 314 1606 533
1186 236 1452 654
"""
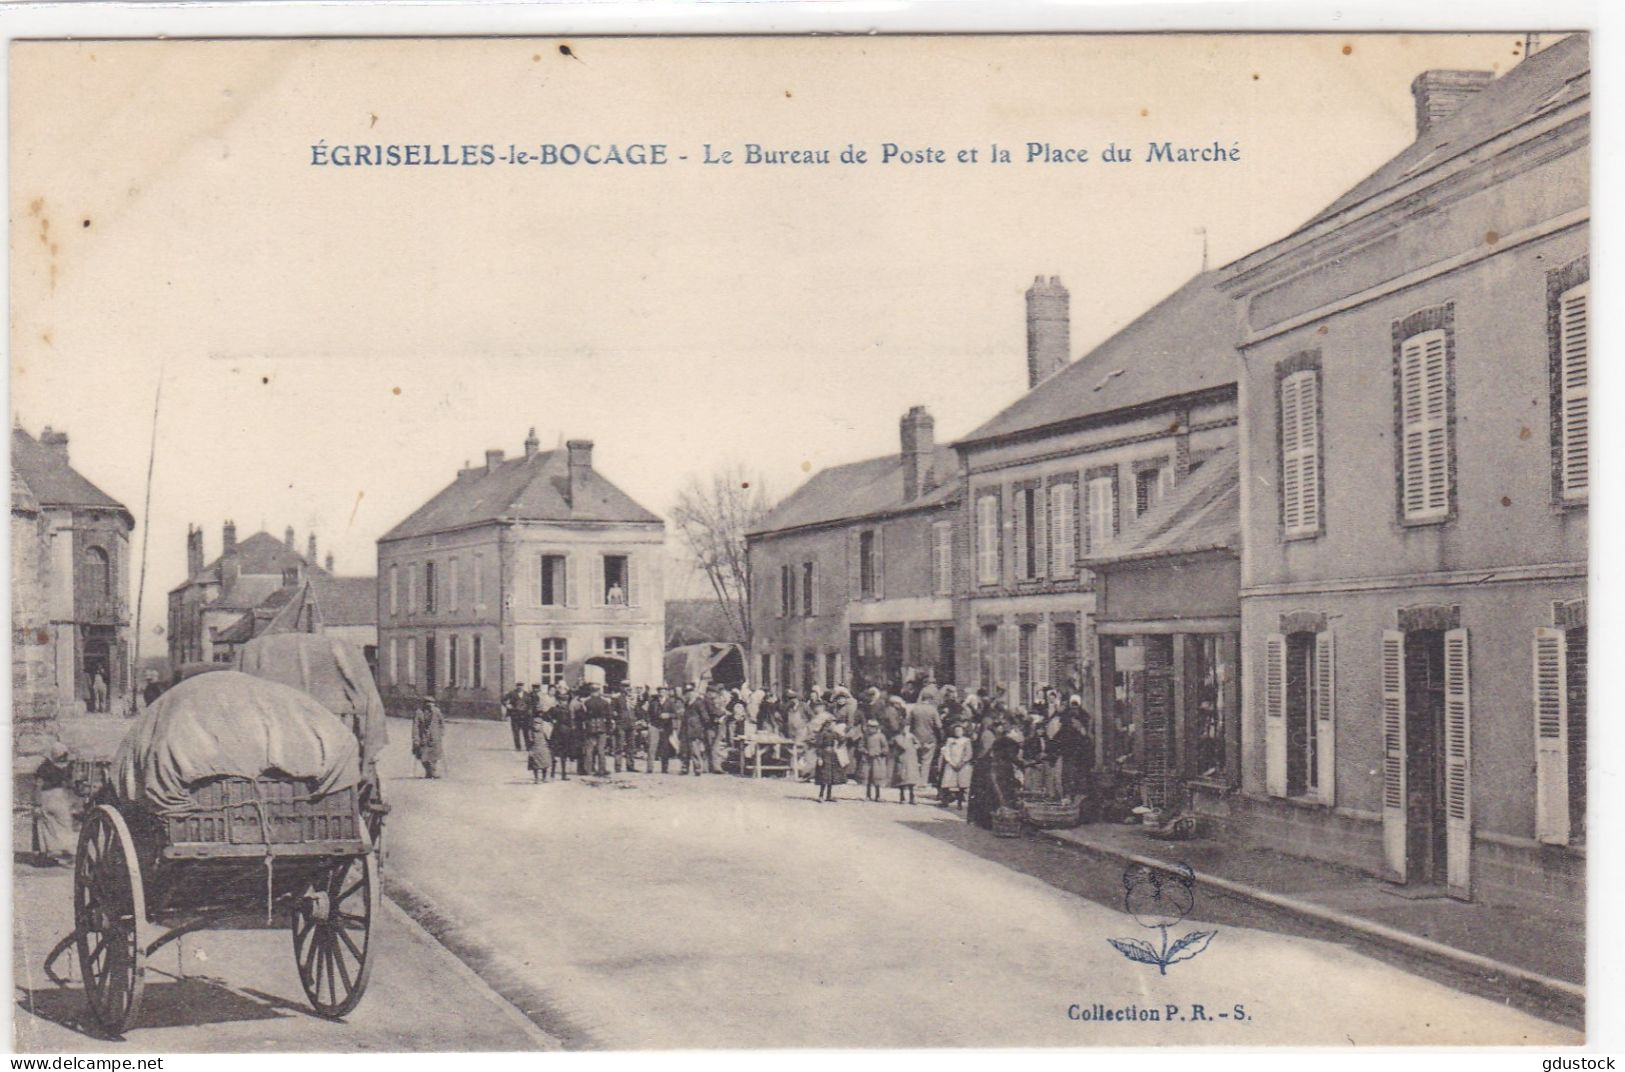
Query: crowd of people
408 677 1099 830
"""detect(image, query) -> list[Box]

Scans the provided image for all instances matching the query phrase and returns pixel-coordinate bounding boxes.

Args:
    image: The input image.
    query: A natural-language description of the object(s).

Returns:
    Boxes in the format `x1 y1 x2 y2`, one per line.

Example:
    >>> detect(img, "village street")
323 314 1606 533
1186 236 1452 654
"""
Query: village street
374 718 1580 1049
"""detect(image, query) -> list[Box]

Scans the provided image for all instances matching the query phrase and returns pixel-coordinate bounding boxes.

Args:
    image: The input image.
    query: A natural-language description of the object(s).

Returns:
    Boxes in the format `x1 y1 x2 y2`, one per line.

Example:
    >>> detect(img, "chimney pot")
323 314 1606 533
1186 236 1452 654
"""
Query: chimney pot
1025 274 1071 389
485 449 505 473
284 525 295 551
524 427 540 458
223 520 237 556
325 551 335 573
39 426 69 462
307 533 318 565
1410 69 1494 138
566 439 594 506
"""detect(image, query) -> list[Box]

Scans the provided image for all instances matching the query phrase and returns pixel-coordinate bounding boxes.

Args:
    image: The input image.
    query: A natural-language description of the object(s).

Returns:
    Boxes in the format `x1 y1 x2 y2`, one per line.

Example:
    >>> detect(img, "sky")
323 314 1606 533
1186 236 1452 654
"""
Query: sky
8 32 1538 652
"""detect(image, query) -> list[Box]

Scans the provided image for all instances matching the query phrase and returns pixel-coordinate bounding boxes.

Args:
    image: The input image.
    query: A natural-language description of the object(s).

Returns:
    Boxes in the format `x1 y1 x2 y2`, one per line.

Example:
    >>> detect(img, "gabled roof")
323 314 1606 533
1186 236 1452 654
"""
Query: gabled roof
209 574 284 611
750 444 959 537
380 447 661 542
1302 34 1588 233
12 466 40 515
956 271 1237 448
311 575 377 627
170 530 332 595
1083 446 1239 567
11 427 133 525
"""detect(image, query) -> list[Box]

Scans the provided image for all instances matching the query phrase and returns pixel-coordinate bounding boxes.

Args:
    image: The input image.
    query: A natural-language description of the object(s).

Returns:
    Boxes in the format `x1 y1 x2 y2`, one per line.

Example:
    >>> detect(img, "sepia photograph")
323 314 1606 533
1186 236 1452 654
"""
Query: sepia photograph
5 24 1596 1054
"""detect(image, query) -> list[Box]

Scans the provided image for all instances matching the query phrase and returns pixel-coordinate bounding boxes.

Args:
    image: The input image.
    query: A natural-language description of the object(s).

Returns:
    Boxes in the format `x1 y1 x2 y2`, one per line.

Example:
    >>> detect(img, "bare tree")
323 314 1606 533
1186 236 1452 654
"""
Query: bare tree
670 464 771 649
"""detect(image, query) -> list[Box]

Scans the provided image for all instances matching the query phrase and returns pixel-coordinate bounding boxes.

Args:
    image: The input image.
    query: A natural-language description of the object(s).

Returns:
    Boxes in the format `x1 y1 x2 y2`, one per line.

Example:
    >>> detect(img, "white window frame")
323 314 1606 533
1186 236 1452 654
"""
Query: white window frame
1086 476 1115 552
1048 483 1075 577
975 495 999 586
539 637 567 687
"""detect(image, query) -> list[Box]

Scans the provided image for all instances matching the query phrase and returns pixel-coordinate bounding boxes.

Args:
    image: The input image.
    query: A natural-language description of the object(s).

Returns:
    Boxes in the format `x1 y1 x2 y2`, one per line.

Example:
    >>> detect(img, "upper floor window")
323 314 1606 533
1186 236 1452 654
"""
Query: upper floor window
83 546 111 601
975 494 999 585
1397 324 1453 522
603 554 629 605
473 553 484 607
779 564 792 618
423 561 438 613
539 554 567 607
1557 281 1589 502
802 561 815 616
931 520 953 595
858 530 878 599
448 557 460 612
389 564 400 616
1280 366 1323 537
1085 473 1117 552
1048 482 1076 577
1134 467 1169 518
1014 486 1039 581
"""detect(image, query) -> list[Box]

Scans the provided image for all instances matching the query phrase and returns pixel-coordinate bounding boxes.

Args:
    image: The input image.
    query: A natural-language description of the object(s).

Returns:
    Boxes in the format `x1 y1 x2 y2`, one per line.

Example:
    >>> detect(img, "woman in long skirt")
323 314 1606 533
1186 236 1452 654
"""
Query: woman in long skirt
528 713 554 782
814 721 847 803
34 742 77 864
939 723 973 808
890 727 922 805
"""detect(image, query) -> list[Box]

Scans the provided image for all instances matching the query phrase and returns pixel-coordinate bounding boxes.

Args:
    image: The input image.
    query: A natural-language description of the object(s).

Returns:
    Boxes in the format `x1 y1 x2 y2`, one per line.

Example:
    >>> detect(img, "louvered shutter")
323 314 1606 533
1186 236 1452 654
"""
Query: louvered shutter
591 555 605 608
1443 628 1472 898
565 555 578 608
1001 624 1018 699
1282 371 1320 536
1034 619 1051 692
1559 283 1589 500
530 554 542 608
1400 330 1449 520
1533 627 1569 845
808 563 818 616
1263 633 1287 797
847 530 861 600
1381 630 1409 882
626 554 639 607
1315 631 1336 805
1032 486 1047 580
874 527 885 600
1010 491 1026 582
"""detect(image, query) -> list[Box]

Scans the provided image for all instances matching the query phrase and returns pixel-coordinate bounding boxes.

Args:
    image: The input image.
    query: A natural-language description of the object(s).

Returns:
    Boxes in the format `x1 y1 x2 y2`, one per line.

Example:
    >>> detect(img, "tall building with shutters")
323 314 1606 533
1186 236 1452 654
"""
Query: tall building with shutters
747 406 960 696
1220 35 1588 915
376 431 664 717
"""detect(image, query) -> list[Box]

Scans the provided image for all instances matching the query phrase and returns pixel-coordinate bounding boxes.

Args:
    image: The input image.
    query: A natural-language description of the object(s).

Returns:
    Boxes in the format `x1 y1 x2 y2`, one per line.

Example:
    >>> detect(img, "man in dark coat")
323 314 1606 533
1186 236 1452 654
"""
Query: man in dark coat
581 683 613 776
680 686 710 776
654 688 682 773
502 682 528 751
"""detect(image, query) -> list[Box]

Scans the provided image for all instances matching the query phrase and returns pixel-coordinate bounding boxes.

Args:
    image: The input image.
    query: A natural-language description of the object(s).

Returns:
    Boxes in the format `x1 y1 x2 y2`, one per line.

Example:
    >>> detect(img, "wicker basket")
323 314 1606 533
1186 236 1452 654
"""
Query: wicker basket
991 806 1025 838
1023 796 1086 830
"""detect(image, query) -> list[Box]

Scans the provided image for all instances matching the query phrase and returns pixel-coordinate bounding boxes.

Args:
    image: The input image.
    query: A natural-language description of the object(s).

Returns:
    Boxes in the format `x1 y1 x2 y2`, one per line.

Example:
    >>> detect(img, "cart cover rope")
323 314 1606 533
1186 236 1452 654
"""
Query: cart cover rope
236 633 389 772
111 671 360 815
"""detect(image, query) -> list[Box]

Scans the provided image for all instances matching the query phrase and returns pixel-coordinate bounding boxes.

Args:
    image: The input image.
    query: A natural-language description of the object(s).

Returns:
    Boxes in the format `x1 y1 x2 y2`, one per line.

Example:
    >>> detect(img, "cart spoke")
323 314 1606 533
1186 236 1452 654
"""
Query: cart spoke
323 937 339 1007
337 876 365 904
331 934 354 994
335 921 364 963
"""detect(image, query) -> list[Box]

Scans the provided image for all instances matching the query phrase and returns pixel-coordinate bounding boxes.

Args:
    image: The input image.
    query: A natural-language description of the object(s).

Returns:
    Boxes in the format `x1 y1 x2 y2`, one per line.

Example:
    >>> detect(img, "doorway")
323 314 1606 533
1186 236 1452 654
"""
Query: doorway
82 634 112 712
1404 629 1448 886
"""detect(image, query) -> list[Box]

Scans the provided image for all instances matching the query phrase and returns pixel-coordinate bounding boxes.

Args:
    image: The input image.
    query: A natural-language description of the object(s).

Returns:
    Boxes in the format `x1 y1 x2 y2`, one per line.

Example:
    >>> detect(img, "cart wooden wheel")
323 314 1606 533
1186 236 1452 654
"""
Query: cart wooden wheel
292 851 379 1019
74 805 146 1036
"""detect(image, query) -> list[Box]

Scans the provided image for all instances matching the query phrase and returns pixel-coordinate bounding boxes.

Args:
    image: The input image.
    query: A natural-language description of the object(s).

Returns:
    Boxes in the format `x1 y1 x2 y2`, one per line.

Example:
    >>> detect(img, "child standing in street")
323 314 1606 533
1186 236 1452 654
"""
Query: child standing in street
528 711 554 783
940 722 972 808
891 725 921 805
859 718 890 802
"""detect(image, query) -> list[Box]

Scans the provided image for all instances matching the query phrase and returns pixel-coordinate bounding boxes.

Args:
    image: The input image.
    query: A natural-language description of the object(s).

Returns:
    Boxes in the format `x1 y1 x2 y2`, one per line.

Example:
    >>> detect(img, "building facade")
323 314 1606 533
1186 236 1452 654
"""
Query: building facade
11 425 134 722
168 523 373 670
1221 36 1588 914
950 273 1239 726
376 432 665 718
748 407 960 696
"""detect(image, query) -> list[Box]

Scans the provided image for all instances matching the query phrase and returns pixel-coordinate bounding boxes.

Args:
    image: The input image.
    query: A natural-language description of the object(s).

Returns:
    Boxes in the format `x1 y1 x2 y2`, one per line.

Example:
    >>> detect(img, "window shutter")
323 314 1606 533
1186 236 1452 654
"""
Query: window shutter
1052 484 1075 577
1032 486 1047 580
808 563 818 616
627 554 639 607
529 554 541 607
1264 633 1287 797
1314 631 1336 805
591 555 605 608
1010 491 1027 582
1559 283 1589 500
1381 629 1409 883
1281 371 1320 536
848 530 861 599
565 555 578 608
1034 620 1050 691
874 527 885 600
1533 626 1570 845
1443 627 1472 899
1400 330 1449 520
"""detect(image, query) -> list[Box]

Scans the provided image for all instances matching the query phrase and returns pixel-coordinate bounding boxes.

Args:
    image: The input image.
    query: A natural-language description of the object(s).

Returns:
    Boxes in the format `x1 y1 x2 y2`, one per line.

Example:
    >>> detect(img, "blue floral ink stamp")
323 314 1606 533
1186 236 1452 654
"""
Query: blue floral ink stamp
1108 862 1216 975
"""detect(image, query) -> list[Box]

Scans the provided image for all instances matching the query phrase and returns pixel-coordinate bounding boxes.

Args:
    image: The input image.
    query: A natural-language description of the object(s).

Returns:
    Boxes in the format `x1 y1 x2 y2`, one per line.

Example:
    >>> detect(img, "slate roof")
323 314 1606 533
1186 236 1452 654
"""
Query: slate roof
750 444 959 537
11 427 133 525
956 271 1237 447
209 574 285 611
11 467 40 515
311 575 377 627
1303 34 1588 231
1083 446 1239 567
380 447 661 542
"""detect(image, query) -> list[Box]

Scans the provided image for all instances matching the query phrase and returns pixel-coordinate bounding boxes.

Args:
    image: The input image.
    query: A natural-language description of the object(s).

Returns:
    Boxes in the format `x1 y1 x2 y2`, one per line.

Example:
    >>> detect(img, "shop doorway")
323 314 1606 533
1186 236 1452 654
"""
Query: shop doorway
1404 629 1448 887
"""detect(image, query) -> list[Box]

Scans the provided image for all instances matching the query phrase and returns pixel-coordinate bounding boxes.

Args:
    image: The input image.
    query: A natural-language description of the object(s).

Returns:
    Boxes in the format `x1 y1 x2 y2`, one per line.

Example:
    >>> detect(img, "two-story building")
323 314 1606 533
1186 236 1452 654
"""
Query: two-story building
951 272 1240 756
11 424 134 723
747 406 960 696
376 431 665 717
1221 35 1588 914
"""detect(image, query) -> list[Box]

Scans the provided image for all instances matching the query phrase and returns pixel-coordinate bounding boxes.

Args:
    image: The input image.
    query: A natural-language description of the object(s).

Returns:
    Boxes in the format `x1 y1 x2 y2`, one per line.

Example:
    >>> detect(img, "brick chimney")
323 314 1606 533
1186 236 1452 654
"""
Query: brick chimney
524 427 540 458
307 533 318 566
899 406 935 502
325 551 335 573
1411 69 1494 138
222 520 237 556
39 426 69 464
485 449 505 474
1025 276 1070 389
186 524 204 579
284 525 295 551
566 439 594 506
222 519 240 593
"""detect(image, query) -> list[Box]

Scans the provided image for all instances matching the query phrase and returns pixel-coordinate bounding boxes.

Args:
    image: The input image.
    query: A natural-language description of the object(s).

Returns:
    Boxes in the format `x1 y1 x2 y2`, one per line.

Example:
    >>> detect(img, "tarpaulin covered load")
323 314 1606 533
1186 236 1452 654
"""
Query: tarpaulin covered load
236 633 389 771
663 642 745 689
111 671 360 815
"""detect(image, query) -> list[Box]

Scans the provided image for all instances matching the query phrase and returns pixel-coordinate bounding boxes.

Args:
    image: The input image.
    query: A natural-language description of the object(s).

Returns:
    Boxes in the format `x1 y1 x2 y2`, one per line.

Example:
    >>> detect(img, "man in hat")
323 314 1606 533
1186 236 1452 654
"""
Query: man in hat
680 685 709 775
412 697 445 779
581 682 613 776
502 682 528 751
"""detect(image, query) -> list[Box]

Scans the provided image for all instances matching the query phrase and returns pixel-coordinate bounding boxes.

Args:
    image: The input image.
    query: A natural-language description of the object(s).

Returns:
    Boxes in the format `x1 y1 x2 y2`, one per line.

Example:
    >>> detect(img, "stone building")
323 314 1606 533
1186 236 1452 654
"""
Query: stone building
376 431 664 718
949 272 1239 732
747 407 960 696
1220 35 1588 913
10 425 134 725
167 523 374 670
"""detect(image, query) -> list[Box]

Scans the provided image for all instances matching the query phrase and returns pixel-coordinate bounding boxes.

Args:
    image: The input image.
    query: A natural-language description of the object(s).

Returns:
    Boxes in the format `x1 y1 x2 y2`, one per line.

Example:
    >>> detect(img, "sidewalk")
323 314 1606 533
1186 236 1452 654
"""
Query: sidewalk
1028 816 1583 1008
